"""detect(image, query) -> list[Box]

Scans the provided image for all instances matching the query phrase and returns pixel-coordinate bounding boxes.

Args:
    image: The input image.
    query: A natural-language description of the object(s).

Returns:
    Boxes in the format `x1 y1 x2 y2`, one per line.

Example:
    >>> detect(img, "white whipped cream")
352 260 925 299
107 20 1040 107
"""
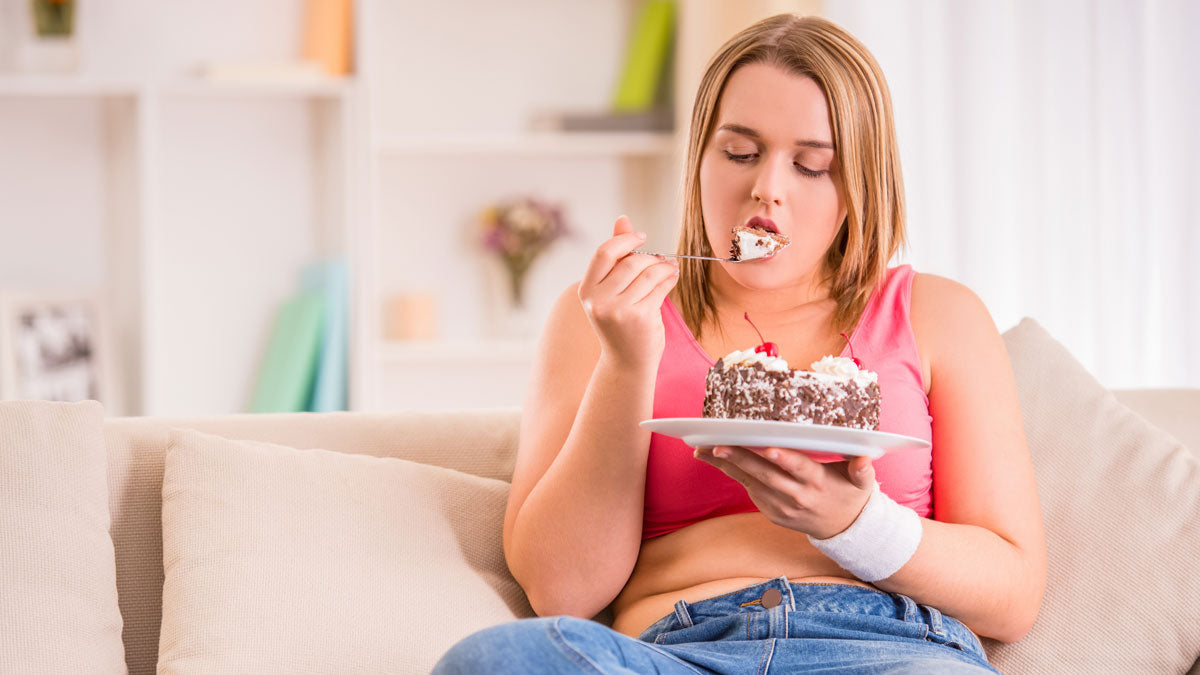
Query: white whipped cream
810 355 878 386
733 229 787 261
720 348 789 372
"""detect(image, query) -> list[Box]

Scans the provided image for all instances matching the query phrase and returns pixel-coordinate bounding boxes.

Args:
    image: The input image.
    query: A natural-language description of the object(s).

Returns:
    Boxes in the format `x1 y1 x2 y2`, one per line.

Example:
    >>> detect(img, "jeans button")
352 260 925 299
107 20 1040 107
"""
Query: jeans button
761 588 782 609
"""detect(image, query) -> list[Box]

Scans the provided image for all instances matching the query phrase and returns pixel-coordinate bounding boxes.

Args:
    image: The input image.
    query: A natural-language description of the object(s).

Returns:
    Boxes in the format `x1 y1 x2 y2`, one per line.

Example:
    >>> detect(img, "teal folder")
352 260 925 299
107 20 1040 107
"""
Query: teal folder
302 259 348 412
249 290 326 413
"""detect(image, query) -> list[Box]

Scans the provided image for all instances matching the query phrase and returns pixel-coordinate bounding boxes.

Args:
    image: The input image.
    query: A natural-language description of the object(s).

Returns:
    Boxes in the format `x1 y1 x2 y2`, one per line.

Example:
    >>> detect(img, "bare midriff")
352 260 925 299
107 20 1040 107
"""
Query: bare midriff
610 511 875 638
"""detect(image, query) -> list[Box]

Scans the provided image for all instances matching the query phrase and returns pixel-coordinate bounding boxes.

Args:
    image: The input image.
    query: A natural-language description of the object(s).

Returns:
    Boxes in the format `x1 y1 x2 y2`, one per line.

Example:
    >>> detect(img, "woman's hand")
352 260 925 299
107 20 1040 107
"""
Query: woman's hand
578 216 680 370
694 445 877 539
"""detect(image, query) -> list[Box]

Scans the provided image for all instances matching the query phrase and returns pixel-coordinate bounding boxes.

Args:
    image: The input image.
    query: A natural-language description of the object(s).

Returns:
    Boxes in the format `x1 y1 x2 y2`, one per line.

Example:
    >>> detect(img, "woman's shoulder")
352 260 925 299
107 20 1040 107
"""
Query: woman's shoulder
909 271 993 328
909 271 1005 384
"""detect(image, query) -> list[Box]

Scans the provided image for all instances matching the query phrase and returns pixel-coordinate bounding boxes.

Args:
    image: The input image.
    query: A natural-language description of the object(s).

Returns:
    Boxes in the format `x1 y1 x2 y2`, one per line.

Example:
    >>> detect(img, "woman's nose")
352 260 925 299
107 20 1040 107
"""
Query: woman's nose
750 159 785 206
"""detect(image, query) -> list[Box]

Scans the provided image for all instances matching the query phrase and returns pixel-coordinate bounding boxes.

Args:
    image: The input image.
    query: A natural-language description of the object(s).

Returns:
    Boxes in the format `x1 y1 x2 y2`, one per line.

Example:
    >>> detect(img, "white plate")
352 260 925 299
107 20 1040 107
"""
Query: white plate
639 417 930 460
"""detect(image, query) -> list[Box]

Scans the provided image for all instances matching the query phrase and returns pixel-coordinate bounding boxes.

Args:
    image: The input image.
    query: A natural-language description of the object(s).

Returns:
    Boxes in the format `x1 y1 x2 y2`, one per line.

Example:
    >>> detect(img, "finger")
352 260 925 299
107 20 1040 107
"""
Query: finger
635 264 682 308
710 446 796 494
696 449 757 488
752 446 822 485
620 260 679 304
581 217 647 288
612 214 633 237
847 456 876 489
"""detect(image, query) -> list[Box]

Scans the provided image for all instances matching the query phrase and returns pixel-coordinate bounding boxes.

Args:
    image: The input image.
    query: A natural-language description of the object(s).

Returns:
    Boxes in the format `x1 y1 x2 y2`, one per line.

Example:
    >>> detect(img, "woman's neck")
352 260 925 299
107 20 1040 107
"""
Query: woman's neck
708 272 832 322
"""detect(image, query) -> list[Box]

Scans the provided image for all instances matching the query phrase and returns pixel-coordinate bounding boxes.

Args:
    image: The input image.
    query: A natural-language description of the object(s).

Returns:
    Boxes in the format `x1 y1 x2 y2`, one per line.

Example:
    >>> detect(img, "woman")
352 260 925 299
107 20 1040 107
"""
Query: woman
435 14 1045 674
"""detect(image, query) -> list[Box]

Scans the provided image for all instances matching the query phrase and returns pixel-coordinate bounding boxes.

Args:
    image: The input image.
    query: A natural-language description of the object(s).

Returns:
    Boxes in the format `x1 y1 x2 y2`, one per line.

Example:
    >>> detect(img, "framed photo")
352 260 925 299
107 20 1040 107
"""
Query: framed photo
0 290 119 407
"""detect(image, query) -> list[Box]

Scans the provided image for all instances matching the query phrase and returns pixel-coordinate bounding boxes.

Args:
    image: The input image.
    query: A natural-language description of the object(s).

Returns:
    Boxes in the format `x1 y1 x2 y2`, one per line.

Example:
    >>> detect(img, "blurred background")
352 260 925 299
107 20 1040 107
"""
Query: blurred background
0 0 1195 417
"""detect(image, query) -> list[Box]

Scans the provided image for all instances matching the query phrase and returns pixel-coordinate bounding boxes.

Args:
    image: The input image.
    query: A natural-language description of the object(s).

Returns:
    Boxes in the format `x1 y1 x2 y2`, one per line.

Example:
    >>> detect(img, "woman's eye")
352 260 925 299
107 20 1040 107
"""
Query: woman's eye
723 151 756 163
795 164 829 178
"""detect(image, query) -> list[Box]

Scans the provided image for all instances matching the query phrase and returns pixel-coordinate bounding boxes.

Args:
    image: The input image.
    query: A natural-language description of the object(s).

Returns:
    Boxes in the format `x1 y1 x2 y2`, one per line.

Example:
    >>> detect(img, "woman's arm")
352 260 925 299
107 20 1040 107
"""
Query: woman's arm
869 273 1047 642
695 274 1046 642
503 217 679 619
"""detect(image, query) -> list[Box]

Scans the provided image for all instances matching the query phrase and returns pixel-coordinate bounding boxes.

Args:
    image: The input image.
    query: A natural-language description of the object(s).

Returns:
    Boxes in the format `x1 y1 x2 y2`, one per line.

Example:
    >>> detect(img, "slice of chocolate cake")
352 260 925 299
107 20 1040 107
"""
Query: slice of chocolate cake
702 350 880 430
729 225 790 261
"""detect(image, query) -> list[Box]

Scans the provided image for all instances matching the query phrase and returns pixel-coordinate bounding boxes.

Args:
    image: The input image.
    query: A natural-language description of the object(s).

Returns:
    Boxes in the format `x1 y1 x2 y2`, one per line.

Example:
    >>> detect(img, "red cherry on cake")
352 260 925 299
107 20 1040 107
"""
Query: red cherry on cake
840 332 863 368
743 313 779 357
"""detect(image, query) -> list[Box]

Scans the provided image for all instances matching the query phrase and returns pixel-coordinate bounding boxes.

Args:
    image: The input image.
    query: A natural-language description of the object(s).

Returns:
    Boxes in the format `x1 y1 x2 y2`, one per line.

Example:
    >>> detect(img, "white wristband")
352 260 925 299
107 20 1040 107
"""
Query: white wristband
806 481 922 583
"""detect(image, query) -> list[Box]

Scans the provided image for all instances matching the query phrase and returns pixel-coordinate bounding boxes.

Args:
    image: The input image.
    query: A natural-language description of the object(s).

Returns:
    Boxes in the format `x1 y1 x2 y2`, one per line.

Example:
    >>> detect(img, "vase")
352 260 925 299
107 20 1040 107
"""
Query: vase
486 261 535 339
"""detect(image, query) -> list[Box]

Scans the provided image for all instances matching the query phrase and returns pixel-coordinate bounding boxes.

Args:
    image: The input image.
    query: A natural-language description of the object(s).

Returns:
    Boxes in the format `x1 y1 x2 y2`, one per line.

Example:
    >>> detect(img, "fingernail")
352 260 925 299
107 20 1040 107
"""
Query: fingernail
637 232 647 240
768 450 779 461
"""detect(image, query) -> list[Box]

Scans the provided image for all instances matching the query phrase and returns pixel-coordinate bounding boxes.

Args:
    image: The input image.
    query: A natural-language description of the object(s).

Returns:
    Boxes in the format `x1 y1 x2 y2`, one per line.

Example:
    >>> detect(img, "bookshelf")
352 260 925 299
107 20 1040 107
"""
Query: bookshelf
2 0 818 415
351 0 684 411
0 0 356 417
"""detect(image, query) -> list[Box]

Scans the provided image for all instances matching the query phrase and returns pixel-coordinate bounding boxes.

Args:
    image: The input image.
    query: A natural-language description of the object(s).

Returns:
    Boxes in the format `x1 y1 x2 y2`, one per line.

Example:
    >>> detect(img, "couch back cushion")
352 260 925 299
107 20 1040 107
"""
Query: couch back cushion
1 400 127 673
156 428 530 673
104 408 520 675
987 319 1200 673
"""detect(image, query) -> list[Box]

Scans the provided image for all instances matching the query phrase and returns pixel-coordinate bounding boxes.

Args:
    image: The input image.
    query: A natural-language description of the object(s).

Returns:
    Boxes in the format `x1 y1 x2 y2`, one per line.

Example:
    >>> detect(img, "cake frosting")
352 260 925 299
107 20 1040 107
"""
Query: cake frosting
702 350 880 430
729 225 790 261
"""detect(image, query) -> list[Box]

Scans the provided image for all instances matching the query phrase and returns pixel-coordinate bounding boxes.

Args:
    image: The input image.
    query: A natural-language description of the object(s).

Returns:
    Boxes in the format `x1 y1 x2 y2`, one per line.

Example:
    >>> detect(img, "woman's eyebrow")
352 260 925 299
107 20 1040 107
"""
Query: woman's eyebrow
717 123 834 150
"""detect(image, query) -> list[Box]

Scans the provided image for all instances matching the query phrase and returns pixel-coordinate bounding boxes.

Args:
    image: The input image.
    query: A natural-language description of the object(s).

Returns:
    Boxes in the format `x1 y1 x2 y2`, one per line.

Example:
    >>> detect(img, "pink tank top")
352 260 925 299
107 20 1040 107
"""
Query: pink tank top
643 264 933 539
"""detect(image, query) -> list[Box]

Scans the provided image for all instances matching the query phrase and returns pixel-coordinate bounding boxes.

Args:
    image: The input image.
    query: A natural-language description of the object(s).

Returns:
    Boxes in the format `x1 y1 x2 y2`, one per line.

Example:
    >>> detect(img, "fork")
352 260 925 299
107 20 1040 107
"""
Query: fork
631 250 742 263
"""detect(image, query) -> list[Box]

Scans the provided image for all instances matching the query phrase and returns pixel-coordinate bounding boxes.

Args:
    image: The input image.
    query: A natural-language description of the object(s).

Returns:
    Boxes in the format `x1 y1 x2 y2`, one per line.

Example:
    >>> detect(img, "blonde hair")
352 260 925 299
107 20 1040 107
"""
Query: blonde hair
675 14 906 337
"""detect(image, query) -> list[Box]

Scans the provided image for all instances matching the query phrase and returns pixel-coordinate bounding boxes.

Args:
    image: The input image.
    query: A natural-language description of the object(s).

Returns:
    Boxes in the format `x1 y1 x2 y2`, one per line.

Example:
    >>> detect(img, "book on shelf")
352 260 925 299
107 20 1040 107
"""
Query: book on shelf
528 106 673 133
248 289 326 414
302 259 348 412
612 0 676 112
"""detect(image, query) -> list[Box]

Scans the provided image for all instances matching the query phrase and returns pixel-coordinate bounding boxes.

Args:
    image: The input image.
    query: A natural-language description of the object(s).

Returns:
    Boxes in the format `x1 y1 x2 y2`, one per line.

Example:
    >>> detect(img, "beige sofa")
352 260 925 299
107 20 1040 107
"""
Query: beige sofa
3 318 1199 674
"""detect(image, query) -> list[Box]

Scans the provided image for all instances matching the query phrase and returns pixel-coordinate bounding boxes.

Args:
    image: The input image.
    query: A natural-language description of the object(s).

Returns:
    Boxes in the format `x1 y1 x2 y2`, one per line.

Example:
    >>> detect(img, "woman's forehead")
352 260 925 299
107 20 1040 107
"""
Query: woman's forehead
715 63 833 147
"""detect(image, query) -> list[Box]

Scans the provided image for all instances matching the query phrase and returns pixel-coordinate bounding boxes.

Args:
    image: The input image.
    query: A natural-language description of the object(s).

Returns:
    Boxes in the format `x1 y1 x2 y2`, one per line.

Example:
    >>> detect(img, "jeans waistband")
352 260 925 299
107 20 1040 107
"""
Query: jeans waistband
635 576 985 658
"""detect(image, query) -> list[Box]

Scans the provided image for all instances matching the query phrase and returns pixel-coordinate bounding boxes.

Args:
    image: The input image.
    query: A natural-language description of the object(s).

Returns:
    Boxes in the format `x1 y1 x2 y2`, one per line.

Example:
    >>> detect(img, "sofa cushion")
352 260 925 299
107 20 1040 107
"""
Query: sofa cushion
156 428 531 674
0 400 126 673
104 407 521 675
986 319 1200 673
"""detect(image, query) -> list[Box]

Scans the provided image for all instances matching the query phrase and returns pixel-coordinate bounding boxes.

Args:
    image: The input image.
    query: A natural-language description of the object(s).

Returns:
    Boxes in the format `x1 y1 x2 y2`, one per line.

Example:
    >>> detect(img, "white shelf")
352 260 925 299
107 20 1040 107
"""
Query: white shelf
374 131 677 157
0 76 140 97
154 78 355 99
0 75 353 99
378 339 537 364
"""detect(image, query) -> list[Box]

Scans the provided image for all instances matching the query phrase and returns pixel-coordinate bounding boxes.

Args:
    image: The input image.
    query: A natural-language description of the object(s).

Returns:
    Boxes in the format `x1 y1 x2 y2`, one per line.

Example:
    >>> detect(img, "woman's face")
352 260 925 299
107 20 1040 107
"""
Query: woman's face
699 62 845 293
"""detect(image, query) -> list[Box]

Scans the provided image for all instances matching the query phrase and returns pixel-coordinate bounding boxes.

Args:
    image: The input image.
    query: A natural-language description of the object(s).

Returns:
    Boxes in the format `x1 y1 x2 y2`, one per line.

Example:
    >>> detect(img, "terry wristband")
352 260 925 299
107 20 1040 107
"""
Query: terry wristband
806 481 923 583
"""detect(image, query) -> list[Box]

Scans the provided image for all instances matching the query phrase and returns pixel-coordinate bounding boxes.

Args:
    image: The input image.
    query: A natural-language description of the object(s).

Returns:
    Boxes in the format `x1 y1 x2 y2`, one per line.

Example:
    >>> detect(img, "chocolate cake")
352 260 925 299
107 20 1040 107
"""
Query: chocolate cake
729 225 790 261
702 350 880 430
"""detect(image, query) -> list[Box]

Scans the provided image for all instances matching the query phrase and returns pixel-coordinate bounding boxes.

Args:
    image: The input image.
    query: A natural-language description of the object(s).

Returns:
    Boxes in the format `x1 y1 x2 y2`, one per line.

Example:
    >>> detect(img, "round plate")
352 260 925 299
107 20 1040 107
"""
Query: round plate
639 417 930 460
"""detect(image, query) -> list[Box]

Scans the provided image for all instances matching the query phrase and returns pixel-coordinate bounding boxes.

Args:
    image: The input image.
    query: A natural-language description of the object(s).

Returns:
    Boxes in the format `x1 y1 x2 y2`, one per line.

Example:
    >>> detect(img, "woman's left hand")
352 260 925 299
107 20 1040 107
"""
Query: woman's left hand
694 445 876 539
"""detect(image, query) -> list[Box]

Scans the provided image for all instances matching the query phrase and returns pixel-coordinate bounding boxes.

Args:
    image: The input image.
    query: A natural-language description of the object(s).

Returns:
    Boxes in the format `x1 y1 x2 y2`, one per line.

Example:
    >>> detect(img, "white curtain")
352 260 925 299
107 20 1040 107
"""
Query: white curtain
822 0 1200 389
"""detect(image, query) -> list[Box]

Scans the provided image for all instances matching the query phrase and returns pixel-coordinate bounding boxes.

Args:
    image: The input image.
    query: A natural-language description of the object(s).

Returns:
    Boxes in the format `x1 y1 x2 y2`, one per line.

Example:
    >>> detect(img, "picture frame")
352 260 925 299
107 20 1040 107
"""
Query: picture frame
0 290 120 408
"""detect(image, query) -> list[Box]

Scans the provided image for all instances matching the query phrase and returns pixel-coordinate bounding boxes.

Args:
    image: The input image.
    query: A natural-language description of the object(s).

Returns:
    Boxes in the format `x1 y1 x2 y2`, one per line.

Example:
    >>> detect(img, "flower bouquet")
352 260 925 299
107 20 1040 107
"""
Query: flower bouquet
477 197 571 307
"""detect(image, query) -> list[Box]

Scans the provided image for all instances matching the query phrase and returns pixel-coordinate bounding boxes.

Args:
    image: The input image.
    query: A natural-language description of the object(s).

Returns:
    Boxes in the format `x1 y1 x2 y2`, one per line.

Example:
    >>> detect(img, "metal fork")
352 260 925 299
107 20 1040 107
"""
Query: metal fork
631 250 742 263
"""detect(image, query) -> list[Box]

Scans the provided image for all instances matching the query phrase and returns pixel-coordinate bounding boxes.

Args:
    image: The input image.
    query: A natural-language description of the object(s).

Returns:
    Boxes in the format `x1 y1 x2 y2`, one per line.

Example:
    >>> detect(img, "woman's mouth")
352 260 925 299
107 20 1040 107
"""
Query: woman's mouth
744 217 779 234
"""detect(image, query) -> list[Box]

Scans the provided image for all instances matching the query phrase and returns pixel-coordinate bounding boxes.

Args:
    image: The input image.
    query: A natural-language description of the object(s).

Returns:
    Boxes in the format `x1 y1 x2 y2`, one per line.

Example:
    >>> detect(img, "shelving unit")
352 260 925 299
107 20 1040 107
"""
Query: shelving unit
350 0 685 412
3 1 809 415
0 0 358 417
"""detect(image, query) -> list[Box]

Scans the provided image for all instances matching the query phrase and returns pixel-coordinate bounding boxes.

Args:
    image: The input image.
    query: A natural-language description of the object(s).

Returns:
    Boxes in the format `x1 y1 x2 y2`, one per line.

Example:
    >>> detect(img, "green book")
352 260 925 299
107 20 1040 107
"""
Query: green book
249 290 327 413
612 0 676 112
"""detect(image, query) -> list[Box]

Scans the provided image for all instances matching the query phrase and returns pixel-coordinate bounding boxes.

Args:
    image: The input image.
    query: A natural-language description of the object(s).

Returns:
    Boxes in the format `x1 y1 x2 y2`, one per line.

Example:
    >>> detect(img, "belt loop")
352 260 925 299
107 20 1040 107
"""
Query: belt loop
897 593 921 624
673 599 693 628
922 604 946 636
780 576 796 611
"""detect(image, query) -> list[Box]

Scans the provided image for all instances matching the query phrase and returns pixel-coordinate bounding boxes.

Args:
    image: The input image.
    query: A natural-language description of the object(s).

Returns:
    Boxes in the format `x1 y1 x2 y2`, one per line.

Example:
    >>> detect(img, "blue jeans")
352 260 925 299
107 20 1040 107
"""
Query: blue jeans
433 577 999 674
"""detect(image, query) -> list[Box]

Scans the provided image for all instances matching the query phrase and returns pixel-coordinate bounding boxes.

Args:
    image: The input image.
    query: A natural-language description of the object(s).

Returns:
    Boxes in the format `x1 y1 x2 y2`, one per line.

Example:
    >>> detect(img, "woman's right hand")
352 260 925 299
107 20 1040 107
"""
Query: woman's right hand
578 216 680 370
